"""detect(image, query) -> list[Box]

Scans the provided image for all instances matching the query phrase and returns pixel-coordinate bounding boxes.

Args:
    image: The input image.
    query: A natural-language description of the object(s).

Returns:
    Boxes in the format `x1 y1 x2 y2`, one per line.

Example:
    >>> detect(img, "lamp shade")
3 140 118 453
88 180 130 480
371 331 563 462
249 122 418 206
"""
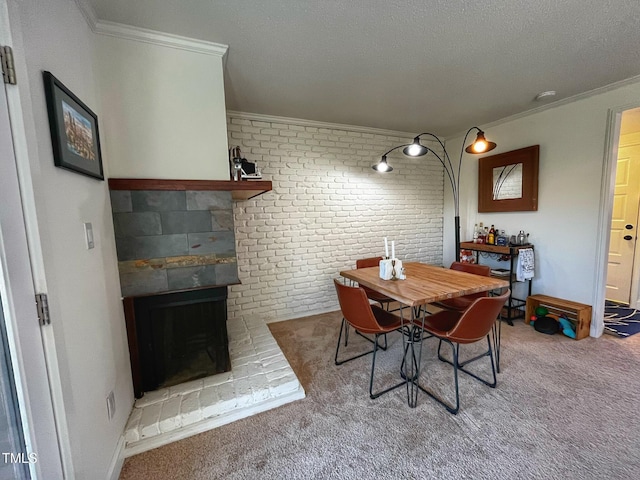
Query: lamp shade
464 131 497 154
372 156 393 172
402 136 428 157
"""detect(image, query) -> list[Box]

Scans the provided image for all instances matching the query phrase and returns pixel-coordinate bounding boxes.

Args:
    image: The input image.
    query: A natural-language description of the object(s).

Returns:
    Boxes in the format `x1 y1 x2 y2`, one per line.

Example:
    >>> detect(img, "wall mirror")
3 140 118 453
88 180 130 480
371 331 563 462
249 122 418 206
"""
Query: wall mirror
478 145 539 212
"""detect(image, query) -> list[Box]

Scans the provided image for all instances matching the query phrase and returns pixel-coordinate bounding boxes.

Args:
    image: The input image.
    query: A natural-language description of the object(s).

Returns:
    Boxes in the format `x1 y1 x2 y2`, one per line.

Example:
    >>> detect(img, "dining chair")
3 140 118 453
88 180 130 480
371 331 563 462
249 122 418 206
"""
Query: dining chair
355 257 394 310
414 290 509 414
333 279 406 399
432 262 492 312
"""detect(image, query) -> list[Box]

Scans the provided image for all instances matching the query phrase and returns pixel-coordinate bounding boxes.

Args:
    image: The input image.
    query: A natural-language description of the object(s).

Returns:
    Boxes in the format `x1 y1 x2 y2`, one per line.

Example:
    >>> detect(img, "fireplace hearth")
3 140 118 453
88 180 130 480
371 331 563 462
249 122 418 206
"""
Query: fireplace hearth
125 287 230 398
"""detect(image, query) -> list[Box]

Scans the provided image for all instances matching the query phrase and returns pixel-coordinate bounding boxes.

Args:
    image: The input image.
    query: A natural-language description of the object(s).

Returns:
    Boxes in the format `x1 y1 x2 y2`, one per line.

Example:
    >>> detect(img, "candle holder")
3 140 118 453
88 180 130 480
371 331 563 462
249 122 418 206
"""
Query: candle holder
391 259 398 281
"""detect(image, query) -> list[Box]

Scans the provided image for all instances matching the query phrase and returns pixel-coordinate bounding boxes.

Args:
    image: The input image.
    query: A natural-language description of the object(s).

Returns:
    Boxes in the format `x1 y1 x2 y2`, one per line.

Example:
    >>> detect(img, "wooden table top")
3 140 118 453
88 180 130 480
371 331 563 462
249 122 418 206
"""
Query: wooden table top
340 262 509 307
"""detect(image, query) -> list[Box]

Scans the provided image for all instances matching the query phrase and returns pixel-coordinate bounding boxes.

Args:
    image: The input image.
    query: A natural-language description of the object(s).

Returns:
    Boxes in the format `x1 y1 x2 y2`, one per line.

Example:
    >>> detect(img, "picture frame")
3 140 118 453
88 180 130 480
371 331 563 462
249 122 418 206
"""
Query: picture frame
478 145 539 212
42 71 104 180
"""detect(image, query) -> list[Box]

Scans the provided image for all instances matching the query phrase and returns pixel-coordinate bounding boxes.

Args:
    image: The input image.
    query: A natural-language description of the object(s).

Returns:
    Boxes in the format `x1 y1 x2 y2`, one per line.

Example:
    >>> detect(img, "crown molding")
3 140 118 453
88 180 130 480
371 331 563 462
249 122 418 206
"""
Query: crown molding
74 0 98 30
226 110 417 140
94 21 228 57
451 74 640 139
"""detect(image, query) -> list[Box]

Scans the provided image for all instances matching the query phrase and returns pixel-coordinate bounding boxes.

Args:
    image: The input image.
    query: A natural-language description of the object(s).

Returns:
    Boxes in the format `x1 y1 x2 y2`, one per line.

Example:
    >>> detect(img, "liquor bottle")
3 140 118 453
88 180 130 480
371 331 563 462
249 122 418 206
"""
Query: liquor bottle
488 225 495 245
473 224 479 243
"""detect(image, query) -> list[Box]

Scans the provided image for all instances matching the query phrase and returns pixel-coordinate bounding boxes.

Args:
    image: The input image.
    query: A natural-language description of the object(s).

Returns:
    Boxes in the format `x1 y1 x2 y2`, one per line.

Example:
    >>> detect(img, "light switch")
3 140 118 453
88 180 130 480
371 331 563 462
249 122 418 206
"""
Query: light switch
84 222 95 249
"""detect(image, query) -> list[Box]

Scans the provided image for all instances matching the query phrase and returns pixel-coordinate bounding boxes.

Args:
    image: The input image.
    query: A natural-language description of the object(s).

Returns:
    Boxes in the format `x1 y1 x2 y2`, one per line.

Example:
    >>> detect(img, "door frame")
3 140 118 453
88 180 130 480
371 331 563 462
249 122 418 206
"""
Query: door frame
595 102 640 336
0 0 71 477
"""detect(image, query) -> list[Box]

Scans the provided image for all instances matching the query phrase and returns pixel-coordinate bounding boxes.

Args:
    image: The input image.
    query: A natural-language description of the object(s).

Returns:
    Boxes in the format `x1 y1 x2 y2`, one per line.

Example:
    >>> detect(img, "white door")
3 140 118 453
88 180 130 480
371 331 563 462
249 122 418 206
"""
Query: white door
0 71 64 478
606 133 640 304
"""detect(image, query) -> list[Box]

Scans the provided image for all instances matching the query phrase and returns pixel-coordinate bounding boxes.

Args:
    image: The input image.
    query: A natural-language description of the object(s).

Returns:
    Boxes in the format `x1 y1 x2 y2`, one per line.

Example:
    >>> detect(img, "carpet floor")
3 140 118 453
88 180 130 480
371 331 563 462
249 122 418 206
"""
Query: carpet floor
604 301 640 338
119 311 640 480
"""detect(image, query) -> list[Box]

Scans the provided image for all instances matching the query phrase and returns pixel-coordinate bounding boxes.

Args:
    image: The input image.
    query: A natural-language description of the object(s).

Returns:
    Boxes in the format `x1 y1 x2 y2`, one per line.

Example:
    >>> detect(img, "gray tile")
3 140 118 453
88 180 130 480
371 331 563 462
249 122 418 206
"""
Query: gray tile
161 211 213 234
113 212 162 237
167 265 217 290
186 191 231 211
115 234 188 261
215 262 239 285
187 231 236 256
210 209 234 231
110 190 132 213
119 268 168 297
131 191 186 212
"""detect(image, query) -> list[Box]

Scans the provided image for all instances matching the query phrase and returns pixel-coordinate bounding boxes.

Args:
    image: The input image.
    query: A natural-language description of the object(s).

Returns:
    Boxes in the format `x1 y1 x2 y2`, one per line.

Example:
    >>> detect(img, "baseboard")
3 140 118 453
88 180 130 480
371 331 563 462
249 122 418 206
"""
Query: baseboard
106 435 126 480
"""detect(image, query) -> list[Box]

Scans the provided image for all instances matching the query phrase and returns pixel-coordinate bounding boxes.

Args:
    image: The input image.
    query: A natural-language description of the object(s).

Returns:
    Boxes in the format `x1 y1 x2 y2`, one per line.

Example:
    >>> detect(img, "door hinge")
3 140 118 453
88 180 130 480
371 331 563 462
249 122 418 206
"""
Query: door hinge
1 46 17 85
35 293 50 325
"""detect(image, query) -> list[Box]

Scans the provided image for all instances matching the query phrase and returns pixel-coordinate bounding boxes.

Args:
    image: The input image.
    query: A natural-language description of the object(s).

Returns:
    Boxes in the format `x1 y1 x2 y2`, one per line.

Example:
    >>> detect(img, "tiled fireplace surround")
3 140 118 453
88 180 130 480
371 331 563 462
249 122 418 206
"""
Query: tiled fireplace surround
109 182 304 456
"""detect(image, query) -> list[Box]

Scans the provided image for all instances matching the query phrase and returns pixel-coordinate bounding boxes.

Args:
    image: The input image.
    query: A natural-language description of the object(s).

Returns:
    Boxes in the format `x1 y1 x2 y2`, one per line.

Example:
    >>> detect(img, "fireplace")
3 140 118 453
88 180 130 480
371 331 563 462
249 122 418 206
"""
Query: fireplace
124 287 230 398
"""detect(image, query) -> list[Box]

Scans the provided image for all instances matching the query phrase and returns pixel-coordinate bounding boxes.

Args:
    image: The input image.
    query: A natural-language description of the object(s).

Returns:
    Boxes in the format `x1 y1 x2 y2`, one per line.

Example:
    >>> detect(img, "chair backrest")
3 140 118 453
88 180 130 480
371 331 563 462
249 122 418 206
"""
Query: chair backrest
333 279 384 334
356 257 383 269
355 257 390 301
450 261 491 277
449 262 491 301
445 290 510 343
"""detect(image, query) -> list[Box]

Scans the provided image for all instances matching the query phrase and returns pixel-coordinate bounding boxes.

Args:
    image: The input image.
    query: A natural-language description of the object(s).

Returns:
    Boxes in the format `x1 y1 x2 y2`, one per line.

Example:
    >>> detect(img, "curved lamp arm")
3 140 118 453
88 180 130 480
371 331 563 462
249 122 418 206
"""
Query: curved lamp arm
372 144 411 172
420 146 459 216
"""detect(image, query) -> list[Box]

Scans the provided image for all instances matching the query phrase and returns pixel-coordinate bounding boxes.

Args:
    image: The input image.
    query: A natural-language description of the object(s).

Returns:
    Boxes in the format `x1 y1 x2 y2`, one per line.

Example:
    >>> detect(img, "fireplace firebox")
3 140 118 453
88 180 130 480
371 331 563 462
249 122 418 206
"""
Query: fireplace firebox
124 287 230 398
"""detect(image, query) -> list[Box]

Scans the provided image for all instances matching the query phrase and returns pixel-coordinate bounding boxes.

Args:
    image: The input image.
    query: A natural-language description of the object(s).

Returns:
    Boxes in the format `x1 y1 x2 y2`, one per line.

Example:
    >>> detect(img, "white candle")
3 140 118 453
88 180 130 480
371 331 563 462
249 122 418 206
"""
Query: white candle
391 241 395 260
384 237 389 258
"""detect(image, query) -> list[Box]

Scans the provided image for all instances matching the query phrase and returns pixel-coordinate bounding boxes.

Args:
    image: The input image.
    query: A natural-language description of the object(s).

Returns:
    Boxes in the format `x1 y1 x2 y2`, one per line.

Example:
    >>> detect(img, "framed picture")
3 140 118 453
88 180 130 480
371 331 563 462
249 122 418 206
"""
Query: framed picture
478 145 539 212
42 71 104 180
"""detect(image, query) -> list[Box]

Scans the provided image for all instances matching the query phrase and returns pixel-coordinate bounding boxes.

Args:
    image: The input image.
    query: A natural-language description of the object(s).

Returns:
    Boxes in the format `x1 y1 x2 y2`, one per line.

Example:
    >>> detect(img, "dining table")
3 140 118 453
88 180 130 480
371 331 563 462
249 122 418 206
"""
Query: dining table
339 262 509 408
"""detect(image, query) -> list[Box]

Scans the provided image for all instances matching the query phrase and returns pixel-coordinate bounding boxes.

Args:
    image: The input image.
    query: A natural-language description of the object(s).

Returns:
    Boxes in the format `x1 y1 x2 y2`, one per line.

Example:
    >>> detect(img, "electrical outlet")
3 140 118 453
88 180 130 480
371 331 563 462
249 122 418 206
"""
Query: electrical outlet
106 391 116 420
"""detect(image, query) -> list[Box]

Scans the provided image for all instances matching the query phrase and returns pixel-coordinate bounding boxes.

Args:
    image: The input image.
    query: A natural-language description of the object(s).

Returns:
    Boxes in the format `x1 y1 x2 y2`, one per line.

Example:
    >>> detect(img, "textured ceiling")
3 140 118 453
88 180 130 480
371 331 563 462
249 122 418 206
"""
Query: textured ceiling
85 0 640 136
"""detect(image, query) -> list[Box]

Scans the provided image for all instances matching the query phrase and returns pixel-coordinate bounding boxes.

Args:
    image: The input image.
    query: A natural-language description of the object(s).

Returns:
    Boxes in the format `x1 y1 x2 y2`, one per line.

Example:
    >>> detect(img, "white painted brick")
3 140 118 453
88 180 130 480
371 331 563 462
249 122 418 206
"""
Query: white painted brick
180 391 202 426
269 373 301 395
158 396 182 433
124 407 143 443
139 403 163 438
203 371 234 387
134 388 169 407
234 377 255 407
168 378 203 398
124 426 140 445
199 387 222 419
216 382 239 414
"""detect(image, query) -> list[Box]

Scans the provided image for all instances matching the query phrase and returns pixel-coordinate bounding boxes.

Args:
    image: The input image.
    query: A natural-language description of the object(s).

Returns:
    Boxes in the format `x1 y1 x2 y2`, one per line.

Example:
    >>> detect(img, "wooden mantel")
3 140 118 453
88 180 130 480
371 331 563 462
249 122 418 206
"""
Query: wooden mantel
108 178 272 200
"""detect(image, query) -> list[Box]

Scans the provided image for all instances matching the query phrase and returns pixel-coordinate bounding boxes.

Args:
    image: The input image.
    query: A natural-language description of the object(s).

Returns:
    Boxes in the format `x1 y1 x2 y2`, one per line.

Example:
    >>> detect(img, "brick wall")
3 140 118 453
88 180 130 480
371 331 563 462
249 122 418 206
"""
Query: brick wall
226 113 445 322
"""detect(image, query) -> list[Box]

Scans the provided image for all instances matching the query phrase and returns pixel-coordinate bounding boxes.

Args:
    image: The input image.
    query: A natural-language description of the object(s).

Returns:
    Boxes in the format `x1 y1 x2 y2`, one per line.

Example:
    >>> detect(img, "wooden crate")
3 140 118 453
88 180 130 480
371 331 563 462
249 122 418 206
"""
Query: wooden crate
525 294 592 340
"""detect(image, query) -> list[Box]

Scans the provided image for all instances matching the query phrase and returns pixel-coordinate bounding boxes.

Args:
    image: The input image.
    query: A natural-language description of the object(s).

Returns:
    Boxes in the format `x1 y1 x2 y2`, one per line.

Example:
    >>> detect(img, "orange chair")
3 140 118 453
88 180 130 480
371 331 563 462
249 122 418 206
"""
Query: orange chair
414 290 509 414
355 257 394 310
333 279 406 399
432 262 491 312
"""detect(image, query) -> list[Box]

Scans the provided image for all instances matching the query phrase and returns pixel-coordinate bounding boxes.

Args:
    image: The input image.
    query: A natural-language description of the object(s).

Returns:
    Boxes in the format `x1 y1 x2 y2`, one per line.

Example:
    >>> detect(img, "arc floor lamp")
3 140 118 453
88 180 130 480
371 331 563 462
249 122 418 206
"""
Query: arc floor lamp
372 127 497 262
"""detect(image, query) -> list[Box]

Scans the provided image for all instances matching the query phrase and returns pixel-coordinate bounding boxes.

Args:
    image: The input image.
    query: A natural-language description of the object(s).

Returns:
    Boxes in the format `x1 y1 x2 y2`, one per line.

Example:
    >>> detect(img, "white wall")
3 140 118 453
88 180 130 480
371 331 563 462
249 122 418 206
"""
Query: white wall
8 0 133 477
445 80 640 334
95 27 230 180
226 113 445 322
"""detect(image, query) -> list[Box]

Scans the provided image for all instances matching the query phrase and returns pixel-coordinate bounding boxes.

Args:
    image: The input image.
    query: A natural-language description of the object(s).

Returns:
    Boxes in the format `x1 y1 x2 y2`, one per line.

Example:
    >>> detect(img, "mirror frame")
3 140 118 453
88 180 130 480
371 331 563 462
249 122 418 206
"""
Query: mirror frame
478 145 539 212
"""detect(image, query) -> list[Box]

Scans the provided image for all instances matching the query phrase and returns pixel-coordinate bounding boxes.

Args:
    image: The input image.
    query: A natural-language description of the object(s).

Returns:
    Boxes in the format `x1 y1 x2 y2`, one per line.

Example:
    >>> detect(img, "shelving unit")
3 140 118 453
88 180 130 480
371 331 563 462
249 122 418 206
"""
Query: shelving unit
459 241 534 323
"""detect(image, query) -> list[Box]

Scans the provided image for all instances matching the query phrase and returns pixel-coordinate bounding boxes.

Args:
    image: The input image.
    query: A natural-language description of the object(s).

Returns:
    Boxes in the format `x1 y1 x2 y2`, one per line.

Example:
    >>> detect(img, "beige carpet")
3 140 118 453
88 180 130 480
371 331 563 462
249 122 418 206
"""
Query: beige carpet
119 311 640 479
